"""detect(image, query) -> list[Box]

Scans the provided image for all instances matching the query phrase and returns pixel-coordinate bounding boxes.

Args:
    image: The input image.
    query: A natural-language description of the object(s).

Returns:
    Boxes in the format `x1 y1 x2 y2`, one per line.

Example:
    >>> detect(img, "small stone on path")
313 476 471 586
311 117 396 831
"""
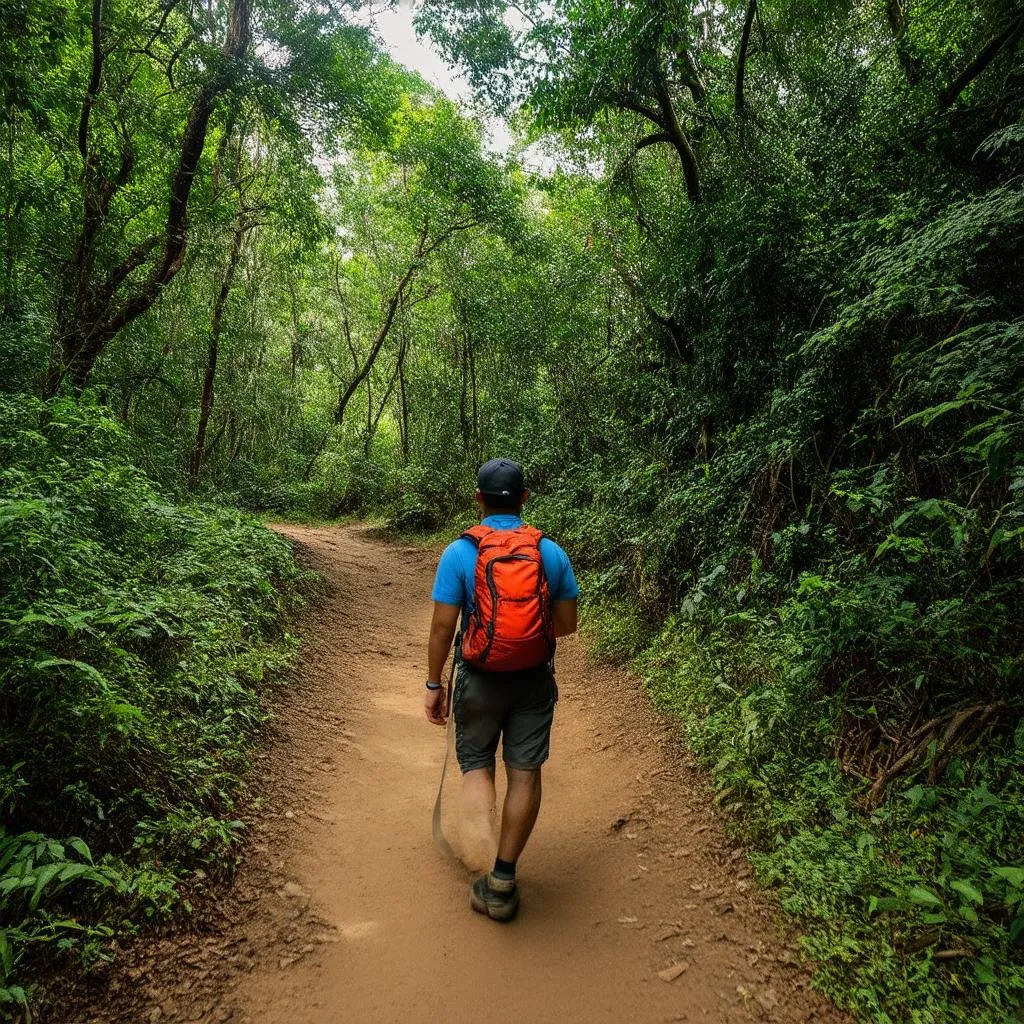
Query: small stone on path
657 961 691 983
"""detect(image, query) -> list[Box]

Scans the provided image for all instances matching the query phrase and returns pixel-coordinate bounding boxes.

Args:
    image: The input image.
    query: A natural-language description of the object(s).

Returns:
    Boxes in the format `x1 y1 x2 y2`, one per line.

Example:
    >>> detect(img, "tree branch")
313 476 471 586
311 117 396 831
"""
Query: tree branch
633 132 672 154
96 235 160 305
335 249 422 424
620 96 667 129
143 0 186 53
939 14 1024 110
418 219 480 259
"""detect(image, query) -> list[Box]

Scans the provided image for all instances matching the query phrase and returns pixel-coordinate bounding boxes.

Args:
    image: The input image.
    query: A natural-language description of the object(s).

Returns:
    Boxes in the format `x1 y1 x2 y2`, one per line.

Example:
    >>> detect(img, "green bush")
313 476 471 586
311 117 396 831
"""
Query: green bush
644 608 1024 1024
0 396 308 1008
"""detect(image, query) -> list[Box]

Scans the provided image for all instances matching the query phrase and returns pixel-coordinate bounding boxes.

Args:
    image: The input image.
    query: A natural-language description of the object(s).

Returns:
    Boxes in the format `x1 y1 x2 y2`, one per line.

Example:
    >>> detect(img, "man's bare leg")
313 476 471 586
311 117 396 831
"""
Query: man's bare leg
470 767 540 921
497 767 542 863
459 767 497 871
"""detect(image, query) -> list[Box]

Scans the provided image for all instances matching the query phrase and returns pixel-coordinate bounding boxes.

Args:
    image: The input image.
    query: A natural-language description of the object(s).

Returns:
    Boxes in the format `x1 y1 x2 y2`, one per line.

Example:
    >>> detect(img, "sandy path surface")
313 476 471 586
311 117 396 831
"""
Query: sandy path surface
61 525 848 1024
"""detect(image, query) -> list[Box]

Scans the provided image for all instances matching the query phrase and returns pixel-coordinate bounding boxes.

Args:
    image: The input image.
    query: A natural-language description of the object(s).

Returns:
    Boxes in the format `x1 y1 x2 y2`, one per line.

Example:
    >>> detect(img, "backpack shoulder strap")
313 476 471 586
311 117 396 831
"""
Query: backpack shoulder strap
460 524 493 548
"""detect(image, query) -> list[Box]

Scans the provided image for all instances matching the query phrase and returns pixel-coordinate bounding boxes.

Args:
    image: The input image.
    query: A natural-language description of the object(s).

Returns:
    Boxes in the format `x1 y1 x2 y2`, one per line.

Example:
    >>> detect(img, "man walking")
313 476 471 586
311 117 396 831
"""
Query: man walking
424 458 579 922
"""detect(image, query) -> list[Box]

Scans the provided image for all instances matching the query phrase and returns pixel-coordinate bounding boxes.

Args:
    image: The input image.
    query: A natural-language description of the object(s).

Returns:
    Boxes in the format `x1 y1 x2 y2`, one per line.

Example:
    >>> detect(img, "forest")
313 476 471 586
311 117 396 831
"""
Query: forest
1 0 1022 1020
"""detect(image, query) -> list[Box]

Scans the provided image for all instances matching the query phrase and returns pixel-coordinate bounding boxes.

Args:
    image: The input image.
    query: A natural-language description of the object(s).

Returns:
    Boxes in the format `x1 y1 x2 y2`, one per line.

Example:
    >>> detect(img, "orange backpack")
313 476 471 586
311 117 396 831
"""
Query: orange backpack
460 524 556 672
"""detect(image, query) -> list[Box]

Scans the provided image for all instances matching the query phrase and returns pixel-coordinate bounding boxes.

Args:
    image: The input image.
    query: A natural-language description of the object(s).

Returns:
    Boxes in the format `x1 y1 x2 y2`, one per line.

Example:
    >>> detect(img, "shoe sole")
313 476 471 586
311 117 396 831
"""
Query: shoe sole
471 889 520 922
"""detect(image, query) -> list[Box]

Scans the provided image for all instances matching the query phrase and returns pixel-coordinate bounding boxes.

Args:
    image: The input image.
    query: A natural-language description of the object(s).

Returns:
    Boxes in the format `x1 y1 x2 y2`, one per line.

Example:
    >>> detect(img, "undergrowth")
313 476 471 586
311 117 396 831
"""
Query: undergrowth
0 396 309 1015
571 577 1024 1024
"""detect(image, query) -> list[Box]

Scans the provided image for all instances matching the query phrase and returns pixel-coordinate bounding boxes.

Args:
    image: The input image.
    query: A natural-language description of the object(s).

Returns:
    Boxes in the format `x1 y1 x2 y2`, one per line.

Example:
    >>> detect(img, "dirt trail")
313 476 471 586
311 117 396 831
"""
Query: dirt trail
64 525 848 1024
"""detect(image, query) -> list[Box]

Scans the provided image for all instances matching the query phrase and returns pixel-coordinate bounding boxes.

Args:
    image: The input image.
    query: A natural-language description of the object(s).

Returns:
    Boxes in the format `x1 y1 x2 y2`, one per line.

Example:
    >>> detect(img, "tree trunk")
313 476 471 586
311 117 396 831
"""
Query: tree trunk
469 336 479 461
335 241 423 424
398 353 410 465
288 276 302 383
651 63 701 204
301 422 335 482
620 61 701 204
459 331 470 455
188 215 245 489
366 359 401 454
45 0 252 395
363 372 373 453
735 0 757 116
203 410 230 463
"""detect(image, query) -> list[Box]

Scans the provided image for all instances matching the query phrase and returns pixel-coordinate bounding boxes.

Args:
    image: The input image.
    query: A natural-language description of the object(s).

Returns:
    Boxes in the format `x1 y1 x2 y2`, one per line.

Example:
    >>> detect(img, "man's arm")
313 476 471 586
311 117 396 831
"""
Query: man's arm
542 539 579 638
425 601 460 725
553 599 578 638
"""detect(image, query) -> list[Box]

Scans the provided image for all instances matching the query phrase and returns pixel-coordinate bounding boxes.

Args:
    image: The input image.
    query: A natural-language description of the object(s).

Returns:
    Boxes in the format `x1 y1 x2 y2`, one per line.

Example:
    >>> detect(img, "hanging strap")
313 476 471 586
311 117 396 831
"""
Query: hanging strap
431 651 459 863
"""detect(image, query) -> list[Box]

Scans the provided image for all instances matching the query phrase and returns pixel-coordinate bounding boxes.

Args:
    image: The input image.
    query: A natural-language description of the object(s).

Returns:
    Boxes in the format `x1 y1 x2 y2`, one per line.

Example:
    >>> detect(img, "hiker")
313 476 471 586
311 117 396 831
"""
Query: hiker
424 458 579 922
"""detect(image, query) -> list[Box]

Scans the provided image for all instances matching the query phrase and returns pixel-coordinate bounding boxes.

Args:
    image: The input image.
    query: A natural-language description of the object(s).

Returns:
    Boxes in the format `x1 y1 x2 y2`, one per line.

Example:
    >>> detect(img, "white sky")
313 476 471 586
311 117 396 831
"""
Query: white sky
370 5 517 153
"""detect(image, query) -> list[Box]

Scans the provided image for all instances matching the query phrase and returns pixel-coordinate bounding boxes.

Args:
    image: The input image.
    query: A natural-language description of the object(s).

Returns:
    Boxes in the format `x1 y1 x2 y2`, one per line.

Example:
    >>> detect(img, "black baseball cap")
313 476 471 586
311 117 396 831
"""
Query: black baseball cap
477 458 525 498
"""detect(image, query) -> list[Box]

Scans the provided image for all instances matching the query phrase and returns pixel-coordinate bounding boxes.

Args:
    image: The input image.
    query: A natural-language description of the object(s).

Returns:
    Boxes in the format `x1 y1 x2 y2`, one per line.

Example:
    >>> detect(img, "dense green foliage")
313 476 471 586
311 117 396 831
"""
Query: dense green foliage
2 0 1023 1019
0 397 306 1009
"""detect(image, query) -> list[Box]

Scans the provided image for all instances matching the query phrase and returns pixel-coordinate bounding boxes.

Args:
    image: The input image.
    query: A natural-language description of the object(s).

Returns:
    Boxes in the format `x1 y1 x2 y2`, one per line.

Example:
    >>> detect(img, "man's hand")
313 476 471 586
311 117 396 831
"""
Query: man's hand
425 685 447 726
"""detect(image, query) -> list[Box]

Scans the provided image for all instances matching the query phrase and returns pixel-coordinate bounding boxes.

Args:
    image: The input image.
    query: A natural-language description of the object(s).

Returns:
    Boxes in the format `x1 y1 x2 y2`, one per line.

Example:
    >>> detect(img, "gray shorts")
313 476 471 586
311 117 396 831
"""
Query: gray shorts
453 660 558 773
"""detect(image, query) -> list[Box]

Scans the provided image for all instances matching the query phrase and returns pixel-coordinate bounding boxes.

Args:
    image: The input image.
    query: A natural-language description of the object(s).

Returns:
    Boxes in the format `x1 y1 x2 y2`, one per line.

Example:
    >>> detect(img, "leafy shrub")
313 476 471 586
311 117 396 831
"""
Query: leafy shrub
0 396 308 1009
644 611 1024 1024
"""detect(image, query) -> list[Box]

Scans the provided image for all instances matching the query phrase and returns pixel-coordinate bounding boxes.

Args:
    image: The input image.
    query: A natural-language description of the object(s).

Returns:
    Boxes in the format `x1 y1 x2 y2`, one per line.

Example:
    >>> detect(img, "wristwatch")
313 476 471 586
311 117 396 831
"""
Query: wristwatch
425 680 442 691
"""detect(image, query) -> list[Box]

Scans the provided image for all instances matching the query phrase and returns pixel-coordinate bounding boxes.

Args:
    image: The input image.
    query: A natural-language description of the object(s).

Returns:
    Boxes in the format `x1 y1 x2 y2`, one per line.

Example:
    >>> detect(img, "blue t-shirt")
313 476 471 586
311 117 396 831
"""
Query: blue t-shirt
432 514 579 623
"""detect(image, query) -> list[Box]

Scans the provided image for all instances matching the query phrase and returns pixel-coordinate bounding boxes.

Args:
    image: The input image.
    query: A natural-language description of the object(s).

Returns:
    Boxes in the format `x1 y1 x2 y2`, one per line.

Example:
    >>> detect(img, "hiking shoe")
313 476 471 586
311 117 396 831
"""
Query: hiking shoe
471 873 520 922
